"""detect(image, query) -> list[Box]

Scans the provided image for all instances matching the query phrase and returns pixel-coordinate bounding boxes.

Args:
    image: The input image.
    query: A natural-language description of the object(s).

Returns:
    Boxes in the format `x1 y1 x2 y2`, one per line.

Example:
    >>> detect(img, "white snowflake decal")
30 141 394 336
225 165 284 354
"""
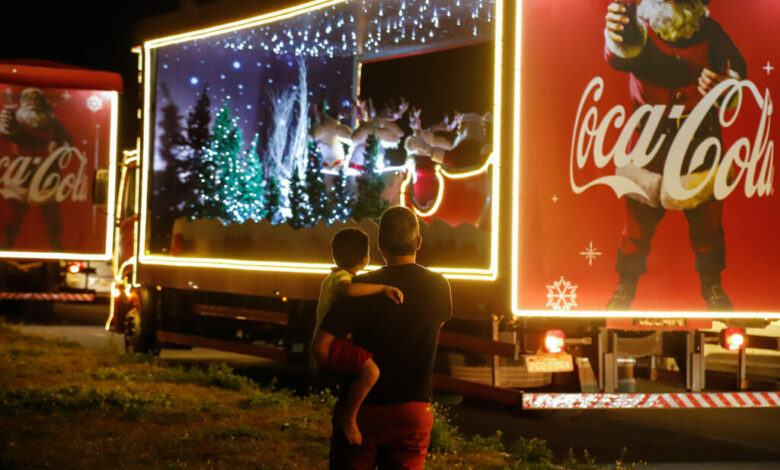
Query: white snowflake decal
580 241 602 266
546 276 578 311
86 95 102 113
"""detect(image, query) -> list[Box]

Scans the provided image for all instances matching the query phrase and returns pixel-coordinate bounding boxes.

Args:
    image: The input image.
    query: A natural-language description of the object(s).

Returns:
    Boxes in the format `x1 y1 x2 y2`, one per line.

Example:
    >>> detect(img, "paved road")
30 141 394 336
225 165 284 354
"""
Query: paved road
7 302 780 468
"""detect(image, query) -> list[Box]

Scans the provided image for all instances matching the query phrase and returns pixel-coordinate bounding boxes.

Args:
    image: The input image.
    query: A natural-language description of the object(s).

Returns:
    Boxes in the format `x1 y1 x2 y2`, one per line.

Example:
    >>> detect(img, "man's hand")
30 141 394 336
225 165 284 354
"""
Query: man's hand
606 2 632 44
698 67 730 97
383 286 403 304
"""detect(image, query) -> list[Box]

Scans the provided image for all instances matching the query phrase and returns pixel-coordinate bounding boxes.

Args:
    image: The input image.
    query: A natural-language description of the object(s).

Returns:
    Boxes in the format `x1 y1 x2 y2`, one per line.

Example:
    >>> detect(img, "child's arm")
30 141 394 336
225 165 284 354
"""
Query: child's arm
336 279 403 304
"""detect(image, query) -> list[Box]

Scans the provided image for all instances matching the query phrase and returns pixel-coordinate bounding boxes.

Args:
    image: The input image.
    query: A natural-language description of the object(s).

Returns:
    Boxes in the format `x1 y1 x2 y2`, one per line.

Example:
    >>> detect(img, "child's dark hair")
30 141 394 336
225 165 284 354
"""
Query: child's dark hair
331 228 369 269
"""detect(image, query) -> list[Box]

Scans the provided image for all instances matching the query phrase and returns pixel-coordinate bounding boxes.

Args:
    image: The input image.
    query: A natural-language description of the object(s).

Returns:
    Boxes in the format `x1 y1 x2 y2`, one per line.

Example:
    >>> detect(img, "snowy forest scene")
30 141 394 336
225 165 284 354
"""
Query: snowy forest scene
148 0 496 268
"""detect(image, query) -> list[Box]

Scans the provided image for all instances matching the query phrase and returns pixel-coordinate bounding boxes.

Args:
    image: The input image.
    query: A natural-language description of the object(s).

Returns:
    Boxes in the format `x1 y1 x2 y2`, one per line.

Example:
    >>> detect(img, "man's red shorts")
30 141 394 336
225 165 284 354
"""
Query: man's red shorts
329 401 433 470
328 337 373 375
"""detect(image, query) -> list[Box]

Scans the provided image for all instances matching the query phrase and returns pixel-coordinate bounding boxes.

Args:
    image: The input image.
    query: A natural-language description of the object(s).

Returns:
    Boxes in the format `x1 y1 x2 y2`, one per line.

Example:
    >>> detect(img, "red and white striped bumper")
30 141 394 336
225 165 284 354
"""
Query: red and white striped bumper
0 292 95 302
523 392 780 409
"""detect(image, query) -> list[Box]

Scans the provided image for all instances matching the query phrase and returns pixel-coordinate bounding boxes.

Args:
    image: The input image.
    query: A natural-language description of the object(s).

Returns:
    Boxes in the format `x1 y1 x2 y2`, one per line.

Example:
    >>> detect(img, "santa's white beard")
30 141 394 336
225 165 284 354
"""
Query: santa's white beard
16 106 53 130
638 0 709 42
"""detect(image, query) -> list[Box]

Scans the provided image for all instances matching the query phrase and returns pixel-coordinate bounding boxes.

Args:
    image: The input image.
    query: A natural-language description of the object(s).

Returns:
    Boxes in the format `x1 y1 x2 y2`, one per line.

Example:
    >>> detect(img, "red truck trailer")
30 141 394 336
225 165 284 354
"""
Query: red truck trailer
109 0 779 409
0 60 121 314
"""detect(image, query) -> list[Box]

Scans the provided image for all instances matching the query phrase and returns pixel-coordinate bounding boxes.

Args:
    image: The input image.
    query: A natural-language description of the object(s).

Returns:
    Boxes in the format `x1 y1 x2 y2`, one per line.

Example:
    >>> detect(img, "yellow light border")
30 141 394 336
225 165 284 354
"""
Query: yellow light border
508 1 779 320
0 91 118 262
138 0 504 281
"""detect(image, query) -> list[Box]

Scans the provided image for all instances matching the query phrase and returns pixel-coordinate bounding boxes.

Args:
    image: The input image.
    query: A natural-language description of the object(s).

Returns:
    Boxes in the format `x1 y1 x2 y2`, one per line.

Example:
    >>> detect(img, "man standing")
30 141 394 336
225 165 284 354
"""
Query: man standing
603 0 746 310
0 88 72 250
313 206 452 469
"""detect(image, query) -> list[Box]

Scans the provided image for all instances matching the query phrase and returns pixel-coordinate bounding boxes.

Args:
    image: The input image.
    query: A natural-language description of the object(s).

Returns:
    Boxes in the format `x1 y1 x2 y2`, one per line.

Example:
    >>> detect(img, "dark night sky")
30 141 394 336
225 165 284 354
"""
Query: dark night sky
0 0 182 149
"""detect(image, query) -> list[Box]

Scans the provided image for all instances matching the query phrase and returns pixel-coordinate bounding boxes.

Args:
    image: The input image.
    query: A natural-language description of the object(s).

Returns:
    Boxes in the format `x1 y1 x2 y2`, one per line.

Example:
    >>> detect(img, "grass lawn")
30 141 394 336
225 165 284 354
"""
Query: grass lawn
0 320 639 469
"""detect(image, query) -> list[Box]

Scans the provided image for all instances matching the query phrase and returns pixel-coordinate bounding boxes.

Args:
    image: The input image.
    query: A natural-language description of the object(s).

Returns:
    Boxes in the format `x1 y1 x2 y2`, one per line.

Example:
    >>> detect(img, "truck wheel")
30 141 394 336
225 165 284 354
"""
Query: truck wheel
124 287 159 355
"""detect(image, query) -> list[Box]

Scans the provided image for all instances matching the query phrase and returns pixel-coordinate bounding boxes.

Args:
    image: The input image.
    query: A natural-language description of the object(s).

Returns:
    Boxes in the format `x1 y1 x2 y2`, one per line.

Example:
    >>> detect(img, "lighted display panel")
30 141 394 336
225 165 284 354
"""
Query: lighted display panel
142 0 499 276
0 85 117 261
512 0 780 320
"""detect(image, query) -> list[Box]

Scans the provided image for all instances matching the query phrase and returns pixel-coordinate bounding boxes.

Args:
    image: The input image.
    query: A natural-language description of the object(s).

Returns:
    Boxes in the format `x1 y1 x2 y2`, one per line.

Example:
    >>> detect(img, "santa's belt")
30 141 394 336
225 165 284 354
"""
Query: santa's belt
657 109 718 135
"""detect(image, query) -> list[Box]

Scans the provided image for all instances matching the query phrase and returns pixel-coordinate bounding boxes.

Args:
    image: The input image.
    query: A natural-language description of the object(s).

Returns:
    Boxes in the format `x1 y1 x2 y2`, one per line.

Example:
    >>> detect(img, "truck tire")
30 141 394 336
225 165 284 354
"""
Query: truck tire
124 286 159 355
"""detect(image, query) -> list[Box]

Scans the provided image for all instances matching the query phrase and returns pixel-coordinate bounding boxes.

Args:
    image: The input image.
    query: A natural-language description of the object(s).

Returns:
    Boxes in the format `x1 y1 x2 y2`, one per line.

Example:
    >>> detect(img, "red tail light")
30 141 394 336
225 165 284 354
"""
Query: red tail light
544 329 566 354
720 327 745 351
66 262 84 274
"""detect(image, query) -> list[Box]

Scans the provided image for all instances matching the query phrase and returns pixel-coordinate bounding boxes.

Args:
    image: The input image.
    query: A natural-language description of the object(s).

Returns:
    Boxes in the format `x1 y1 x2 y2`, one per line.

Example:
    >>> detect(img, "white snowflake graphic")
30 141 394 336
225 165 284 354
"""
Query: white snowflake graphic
546 276 578 311
86 95 102 113
580 241 602 266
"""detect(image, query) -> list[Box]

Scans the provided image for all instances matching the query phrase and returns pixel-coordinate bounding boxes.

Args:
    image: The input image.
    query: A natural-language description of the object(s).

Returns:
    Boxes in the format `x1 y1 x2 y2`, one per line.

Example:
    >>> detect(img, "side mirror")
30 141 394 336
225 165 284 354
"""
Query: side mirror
92 169 110 206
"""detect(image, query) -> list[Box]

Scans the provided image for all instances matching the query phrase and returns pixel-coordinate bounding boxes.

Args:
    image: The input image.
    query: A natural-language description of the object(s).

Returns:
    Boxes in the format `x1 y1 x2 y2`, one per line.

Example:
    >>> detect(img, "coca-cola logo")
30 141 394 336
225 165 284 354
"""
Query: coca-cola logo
570 77 775 201
0 145 89 204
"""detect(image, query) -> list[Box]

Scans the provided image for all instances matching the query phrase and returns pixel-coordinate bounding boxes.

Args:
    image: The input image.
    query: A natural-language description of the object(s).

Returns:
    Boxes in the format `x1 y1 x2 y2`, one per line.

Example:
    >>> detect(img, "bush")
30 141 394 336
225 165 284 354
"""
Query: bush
206 363 256 391
0 385 172 418
429 403 463 454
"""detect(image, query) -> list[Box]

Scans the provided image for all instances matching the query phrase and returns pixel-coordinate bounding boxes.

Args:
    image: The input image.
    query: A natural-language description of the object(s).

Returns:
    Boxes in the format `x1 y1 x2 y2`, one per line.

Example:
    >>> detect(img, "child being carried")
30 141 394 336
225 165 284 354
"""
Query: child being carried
313 228 403 445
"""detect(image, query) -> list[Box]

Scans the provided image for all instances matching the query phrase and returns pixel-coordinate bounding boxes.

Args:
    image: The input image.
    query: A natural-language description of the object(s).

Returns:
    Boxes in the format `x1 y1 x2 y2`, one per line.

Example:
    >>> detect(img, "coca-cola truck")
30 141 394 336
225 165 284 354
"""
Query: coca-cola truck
0 60 121 315
109 0 779 409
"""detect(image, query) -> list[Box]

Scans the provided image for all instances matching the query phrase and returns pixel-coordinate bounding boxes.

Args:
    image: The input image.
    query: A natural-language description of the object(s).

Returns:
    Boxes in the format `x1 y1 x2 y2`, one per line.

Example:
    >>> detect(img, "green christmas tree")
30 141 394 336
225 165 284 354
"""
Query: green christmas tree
329 166 353 224
264 175 283 223
305 139 329 224
190 100 243 222
351 130 389 221
226 134 266 223
288 168 311 229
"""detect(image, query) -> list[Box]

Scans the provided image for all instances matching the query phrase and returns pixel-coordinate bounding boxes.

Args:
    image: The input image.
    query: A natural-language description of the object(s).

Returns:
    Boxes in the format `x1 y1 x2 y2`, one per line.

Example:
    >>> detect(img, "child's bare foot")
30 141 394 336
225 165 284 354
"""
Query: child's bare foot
337 413 363 446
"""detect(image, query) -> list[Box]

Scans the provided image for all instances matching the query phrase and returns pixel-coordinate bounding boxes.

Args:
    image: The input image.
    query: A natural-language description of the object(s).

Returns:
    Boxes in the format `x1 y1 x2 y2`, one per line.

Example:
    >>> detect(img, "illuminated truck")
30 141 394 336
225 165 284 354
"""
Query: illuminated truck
0 60 120 315
109 0 780 409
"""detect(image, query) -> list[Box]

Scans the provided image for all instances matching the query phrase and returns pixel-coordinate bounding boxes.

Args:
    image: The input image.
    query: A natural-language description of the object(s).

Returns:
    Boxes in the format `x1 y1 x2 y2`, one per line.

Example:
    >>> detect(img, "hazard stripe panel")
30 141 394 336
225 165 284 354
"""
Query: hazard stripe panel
0 292 94 302
522 392 780 409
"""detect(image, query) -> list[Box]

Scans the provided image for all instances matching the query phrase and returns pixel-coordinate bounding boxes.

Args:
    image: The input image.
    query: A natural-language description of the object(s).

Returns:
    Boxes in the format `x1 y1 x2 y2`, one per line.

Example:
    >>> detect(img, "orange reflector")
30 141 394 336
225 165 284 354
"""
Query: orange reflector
282 296 288 303
544 329 566 354
720 327 745 351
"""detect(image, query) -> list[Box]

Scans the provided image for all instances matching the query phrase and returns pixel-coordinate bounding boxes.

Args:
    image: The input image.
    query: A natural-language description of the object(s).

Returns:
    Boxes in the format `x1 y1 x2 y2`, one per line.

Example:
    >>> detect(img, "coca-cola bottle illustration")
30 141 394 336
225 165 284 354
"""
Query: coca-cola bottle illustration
0 88 18 135
617 0 642 45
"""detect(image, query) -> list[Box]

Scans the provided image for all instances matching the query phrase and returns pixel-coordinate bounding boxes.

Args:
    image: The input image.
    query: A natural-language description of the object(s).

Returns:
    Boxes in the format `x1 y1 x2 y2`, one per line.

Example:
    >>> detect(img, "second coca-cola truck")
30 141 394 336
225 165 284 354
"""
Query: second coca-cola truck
0 60 121 315
109 0 779 409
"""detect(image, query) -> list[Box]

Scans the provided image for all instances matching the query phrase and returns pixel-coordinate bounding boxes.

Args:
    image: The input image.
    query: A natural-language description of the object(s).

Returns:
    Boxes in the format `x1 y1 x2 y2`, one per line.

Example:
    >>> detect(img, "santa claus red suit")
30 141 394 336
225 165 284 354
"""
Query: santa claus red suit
0 88 72 250
603 0 746 310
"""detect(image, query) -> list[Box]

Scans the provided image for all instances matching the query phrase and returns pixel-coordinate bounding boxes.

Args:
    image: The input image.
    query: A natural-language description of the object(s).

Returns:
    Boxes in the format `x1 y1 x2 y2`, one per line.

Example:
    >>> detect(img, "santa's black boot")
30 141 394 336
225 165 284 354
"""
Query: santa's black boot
606 275 638 311
700 274 733 312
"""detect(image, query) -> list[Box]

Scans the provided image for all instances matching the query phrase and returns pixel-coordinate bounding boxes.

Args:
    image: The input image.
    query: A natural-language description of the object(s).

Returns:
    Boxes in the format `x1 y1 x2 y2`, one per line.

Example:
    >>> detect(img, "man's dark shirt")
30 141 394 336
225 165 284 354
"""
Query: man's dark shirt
320 263 452 405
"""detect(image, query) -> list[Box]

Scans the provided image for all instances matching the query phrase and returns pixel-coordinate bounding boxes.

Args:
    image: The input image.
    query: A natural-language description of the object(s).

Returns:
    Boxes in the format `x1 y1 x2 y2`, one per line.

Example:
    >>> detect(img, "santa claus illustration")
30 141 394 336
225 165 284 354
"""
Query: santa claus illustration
603 0 747 311
0 88 72 250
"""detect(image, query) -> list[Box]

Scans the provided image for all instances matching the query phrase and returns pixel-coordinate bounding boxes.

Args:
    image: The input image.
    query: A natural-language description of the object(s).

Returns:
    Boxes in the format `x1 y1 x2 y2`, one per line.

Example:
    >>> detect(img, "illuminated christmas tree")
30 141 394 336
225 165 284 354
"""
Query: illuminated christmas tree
305 139 329 224
190 100 242 222
226 134 266 223
329 166 352 224
351 130 389 221
288 167 311 229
